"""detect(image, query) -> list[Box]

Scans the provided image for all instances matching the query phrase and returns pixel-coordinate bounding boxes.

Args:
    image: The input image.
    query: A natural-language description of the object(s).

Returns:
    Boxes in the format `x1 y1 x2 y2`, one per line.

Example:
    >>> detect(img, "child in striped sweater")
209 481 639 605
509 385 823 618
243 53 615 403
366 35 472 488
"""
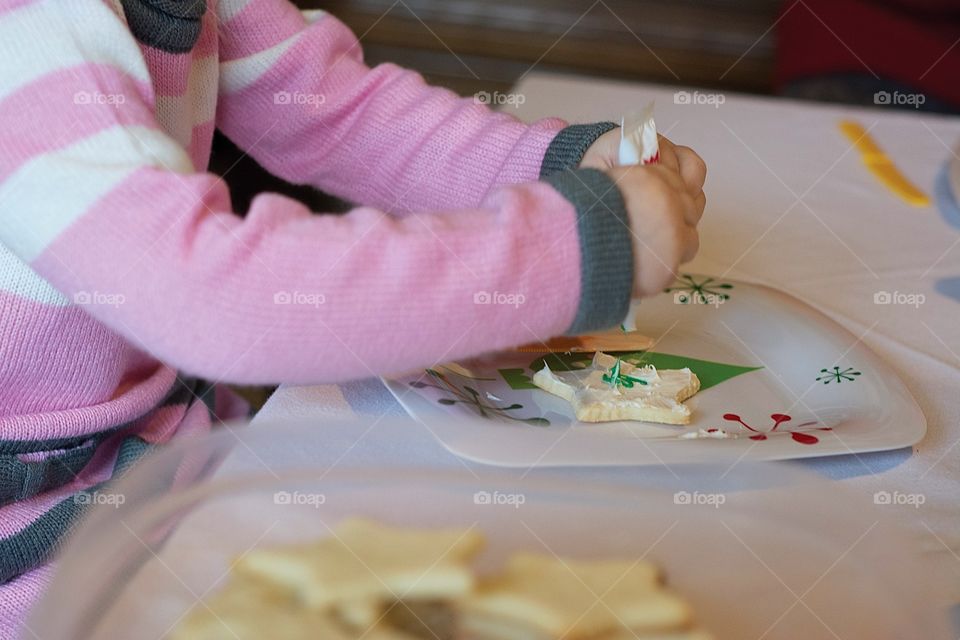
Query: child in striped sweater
0 0 706 633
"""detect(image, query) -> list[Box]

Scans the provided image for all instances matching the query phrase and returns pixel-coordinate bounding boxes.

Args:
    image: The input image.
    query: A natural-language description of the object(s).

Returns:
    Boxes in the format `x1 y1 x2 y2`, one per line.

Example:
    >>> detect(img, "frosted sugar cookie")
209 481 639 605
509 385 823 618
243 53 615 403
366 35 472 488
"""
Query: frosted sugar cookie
533 352 700 425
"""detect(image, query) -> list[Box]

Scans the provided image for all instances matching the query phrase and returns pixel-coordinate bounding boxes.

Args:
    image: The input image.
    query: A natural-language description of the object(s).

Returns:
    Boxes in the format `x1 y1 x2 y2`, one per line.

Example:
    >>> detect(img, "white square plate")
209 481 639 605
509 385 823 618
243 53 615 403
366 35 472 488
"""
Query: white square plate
383 275 926 466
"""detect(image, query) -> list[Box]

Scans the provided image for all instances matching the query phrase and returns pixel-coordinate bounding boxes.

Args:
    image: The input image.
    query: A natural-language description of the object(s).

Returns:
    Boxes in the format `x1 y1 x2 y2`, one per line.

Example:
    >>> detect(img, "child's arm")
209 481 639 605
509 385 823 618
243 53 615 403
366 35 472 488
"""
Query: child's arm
0 1 633 385
215 0 616 213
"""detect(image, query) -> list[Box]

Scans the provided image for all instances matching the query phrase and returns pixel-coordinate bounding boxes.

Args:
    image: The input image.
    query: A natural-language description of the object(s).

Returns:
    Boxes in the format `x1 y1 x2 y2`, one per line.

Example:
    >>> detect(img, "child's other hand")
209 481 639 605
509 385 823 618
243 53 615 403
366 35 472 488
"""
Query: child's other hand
604 147 706 298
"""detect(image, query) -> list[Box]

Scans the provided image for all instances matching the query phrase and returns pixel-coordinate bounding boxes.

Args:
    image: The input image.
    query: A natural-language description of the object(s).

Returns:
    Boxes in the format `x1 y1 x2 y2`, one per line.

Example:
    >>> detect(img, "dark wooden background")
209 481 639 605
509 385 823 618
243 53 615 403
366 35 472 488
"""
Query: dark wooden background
301 0 779 95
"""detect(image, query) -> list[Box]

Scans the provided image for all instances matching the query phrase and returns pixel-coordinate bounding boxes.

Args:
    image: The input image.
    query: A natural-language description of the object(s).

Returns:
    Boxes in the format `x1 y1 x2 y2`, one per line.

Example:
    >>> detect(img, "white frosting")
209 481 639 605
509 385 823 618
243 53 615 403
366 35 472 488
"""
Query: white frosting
678 428 735 440
538 353 695 415
619 103 659 165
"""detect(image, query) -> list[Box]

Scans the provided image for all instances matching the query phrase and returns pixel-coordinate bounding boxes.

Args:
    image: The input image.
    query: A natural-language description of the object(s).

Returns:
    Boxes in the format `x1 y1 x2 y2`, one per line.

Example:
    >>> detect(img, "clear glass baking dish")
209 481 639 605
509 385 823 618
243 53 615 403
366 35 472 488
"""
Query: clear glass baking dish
27 417 952 639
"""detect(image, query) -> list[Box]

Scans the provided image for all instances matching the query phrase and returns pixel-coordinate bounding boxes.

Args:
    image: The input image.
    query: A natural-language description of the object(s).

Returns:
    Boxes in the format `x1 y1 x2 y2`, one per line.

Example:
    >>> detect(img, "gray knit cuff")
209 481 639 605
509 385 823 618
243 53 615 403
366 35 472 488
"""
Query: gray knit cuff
540 122 618 178
543 168 634 335
120 0 206 53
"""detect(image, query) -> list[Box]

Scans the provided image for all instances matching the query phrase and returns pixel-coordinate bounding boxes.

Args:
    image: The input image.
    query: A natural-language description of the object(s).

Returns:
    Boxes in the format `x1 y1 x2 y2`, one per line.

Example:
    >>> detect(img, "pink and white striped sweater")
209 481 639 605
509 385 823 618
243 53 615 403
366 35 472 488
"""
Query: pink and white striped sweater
0 0 634 632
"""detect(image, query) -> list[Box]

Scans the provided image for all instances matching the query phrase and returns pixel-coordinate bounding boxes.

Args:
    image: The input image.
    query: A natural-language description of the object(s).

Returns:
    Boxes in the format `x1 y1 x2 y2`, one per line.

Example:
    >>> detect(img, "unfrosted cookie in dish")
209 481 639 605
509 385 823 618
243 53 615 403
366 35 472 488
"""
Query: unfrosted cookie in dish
460 553 696 640
235 518 483 608
171 518 714 640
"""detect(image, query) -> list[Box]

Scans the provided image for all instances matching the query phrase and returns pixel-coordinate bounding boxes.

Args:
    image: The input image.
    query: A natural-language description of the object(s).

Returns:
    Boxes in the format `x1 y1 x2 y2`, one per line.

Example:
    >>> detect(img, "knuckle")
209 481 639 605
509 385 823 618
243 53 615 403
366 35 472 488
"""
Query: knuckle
687 149 706 172
679 146 706 176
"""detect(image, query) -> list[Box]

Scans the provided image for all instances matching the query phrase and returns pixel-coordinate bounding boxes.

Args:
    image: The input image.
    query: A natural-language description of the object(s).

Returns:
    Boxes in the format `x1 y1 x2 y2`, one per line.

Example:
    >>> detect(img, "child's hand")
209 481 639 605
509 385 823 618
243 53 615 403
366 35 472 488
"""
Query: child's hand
604 148 706 298
580 131 698 174
578 128 622 171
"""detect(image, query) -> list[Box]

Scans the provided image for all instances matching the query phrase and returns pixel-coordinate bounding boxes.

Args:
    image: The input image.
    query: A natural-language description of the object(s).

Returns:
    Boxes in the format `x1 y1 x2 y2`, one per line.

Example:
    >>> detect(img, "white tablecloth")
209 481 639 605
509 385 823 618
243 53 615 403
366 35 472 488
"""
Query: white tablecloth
253 73 960 599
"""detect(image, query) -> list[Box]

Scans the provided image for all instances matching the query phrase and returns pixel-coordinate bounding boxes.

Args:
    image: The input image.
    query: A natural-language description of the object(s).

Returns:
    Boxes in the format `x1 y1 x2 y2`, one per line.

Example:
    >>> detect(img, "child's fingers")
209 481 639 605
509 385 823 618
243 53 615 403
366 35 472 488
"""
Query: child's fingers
691 190 706 225
579 129 621 170
680 224 700 263
675 145 707 195
678 189 704 227
648 161 687 191
656 135 682 174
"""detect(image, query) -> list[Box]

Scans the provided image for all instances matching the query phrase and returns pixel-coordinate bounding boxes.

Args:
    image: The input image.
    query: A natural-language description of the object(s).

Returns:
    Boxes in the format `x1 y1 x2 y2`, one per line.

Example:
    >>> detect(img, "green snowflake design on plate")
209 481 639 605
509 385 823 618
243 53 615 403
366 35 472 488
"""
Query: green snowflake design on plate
665 274 733 305
816 366 862 384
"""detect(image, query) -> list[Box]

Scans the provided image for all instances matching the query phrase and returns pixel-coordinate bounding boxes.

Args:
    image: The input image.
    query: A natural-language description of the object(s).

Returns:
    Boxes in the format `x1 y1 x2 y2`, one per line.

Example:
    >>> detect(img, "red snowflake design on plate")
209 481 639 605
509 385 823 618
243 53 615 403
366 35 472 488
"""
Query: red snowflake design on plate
721 413 833 445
